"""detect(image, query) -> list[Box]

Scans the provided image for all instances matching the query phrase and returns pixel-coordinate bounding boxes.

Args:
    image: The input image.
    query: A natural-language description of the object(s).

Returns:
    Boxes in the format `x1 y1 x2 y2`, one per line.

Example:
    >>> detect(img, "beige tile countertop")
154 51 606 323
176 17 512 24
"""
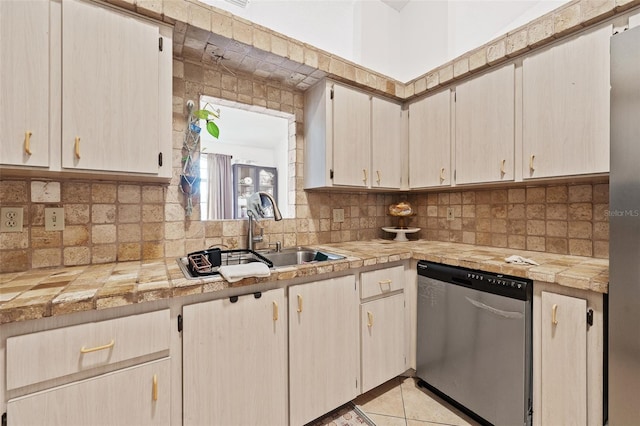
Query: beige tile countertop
0 240 608 325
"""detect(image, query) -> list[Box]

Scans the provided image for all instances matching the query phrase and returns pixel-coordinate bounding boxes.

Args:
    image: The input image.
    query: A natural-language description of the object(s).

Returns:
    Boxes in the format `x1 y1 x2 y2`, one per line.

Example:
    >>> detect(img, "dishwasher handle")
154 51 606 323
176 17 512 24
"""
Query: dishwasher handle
465 297 524 319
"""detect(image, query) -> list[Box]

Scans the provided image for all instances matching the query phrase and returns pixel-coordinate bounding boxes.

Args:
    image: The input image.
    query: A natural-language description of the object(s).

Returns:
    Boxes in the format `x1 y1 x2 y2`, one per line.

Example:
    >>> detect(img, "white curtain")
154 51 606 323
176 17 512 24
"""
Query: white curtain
207 153 233 220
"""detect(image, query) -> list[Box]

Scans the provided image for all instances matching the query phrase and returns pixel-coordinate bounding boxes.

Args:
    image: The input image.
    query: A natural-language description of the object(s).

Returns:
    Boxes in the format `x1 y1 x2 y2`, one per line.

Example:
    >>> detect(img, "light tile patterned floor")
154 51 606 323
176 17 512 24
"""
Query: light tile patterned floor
353 376 481 426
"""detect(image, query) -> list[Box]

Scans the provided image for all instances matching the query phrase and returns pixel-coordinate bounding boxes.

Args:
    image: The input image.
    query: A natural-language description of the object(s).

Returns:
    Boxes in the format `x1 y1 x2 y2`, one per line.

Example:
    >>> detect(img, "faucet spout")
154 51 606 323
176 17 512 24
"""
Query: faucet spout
247 191 282 251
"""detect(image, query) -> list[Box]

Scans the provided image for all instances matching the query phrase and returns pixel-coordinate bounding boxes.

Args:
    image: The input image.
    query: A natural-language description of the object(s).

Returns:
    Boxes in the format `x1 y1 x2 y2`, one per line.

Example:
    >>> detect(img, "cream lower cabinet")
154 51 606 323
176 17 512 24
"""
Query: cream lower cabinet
361 294 405 393
8 359 170 426
289 275 359 426
533 283 604 426
4 309 171 426
182 288 287 426
360 266 406 393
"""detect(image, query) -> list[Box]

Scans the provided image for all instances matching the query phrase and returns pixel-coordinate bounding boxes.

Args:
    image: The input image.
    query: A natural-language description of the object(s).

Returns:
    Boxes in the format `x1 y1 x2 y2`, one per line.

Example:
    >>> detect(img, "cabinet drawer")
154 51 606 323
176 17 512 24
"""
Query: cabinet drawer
361 266 404 299
8 358 170 425
7 309 170 391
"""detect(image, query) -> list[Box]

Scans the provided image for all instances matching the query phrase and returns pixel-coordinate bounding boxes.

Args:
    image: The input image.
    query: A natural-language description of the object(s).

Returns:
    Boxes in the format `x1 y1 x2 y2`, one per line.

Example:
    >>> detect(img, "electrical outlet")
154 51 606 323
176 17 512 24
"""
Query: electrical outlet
45 208 65 231
333 208 345 223
0 207 24 232
446 207 455 221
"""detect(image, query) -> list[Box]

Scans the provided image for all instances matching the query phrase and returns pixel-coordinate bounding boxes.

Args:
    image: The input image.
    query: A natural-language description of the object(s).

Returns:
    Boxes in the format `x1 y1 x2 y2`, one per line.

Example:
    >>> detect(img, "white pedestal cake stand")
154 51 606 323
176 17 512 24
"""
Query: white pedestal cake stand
382 227 420 242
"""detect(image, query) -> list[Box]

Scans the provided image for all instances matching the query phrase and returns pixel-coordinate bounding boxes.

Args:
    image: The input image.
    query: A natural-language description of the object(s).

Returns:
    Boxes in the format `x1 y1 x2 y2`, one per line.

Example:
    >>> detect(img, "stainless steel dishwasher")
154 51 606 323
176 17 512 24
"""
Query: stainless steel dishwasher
416 261 533 426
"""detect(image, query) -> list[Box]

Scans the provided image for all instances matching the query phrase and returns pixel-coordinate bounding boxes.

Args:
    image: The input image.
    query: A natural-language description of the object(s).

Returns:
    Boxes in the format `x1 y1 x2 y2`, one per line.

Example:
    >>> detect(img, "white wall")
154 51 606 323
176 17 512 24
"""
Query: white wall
199 0 570 82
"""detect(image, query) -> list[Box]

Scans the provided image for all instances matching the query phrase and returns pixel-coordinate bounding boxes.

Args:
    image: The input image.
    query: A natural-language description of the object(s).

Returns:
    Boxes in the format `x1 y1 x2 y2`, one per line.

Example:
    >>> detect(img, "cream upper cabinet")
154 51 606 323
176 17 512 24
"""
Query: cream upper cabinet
408 90 452 188
304 80 402 189
455 64 515 185
0 0 51 168
332 83 372 187
289 275 359 426
523 25 611 179
182 289 287 426
371 97 402 189
61 0 171 177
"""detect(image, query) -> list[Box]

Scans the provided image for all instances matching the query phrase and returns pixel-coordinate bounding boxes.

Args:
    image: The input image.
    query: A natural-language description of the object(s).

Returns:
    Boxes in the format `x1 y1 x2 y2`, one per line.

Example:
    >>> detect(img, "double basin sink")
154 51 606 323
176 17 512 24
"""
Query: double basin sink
177 246 345 279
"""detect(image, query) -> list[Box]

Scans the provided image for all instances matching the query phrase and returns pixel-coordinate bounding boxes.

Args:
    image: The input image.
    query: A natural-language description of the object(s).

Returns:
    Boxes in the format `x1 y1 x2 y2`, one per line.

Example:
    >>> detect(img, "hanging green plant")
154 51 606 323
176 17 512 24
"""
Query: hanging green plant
193 103 221 138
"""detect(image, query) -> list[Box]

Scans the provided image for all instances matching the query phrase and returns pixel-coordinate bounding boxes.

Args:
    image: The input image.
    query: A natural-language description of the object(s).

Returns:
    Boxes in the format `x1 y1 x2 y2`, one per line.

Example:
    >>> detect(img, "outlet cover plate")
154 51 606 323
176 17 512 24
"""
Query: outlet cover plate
45 208 65 231
0 207 24 232
333 208 345 223
446 207 455 221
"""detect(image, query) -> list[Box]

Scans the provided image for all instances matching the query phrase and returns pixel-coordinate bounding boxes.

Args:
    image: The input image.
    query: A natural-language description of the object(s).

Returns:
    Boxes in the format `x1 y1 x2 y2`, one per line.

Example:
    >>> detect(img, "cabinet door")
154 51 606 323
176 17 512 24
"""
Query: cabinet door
372 97 402 189
540 291 587 425
289 276 359 426
61 0 162 174
0 0 50 167
361 293 405 393
183 289 287 426
332 84 371 187
523 25 611 178
409 90 451 188
455 64 515 184
8 358 170 426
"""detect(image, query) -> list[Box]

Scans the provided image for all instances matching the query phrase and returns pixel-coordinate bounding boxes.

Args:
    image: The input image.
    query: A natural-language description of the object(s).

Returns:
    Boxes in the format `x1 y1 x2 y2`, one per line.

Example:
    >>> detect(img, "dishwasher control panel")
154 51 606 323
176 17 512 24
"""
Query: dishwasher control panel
418 261 532 301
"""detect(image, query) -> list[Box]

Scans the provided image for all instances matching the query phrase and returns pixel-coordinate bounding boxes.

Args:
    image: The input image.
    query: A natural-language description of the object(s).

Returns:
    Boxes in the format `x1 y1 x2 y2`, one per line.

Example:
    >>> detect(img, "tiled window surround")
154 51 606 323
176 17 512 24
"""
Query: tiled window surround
2 0 626 272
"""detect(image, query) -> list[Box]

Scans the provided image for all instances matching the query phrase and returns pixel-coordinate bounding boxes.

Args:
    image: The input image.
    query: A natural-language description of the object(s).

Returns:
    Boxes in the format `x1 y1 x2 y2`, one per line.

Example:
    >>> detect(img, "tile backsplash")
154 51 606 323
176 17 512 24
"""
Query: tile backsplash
0 176 608 273
406 181 610 259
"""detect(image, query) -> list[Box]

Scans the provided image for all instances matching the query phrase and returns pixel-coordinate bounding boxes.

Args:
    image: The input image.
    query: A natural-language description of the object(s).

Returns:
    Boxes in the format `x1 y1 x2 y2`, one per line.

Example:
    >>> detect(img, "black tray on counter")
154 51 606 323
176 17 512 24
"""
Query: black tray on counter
186 248 273 277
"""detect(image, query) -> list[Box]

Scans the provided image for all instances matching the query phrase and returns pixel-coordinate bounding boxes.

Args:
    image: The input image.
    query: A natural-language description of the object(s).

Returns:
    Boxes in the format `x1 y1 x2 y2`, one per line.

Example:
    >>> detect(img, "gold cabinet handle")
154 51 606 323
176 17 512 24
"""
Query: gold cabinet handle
379 279 392 288
362 169 367 184
273 301 279 321
297 294 303 313
376 170 381 185
74 136 81 159
80 339 115 354
440 167 446 183
529 155 535 172
500 159 506 176
367 311 374 327
24 131 33 155
152 374 158 401
552 304 558 325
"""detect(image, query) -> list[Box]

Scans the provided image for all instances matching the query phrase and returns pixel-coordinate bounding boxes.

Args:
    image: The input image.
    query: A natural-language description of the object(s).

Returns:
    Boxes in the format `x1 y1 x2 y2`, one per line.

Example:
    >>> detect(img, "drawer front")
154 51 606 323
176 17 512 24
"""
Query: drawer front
7 309 170 390
8 358 170 426
361 266 404 299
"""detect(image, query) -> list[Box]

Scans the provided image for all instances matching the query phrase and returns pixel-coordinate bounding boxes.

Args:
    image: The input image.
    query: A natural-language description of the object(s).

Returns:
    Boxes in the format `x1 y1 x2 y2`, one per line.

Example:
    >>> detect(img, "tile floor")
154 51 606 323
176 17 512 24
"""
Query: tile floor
353 376 481 426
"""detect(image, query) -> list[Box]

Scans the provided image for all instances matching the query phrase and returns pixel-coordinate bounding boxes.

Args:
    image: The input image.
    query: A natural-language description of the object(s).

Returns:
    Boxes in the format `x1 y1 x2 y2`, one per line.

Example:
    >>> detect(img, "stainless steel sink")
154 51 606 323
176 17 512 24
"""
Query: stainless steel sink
259 246 345 267
176 247 345 279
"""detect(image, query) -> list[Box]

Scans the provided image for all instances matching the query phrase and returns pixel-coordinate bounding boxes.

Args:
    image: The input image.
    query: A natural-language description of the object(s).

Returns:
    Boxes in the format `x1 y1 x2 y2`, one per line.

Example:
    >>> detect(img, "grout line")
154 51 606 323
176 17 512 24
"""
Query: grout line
399 376 408 426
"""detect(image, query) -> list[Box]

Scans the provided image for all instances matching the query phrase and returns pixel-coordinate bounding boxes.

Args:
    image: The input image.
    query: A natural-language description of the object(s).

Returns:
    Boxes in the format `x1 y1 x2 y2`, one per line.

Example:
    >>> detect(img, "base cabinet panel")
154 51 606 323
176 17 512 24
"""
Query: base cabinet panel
533 283 603 426
7 358 170 426
182 288 287 426
361 293 406 393
289 276 359 426
540 291 587 425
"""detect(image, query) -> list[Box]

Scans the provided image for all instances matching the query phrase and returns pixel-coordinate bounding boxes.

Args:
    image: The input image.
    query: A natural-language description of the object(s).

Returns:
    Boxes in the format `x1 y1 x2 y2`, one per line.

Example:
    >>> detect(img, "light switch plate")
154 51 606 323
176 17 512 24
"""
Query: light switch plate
0 207 23 232
45 208 65 231
333 208 345 223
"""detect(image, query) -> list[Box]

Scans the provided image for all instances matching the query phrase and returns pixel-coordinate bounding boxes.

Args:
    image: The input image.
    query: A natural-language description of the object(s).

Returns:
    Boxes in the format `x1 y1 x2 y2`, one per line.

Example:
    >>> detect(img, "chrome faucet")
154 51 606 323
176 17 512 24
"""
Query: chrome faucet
247 191 282 251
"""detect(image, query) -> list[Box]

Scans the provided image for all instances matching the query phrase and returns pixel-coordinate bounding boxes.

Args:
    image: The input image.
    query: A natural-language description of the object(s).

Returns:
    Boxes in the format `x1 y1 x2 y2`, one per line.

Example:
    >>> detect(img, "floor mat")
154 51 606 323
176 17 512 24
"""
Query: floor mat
306 403 376 426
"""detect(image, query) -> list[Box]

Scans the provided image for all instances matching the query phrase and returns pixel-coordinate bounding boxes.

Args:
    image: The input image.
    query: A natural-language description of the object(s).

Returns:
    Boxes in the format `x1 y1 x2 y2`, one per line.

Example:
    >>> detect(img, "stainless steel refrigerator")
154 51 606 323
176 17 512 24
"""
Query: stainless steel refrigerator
609 25 640 425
